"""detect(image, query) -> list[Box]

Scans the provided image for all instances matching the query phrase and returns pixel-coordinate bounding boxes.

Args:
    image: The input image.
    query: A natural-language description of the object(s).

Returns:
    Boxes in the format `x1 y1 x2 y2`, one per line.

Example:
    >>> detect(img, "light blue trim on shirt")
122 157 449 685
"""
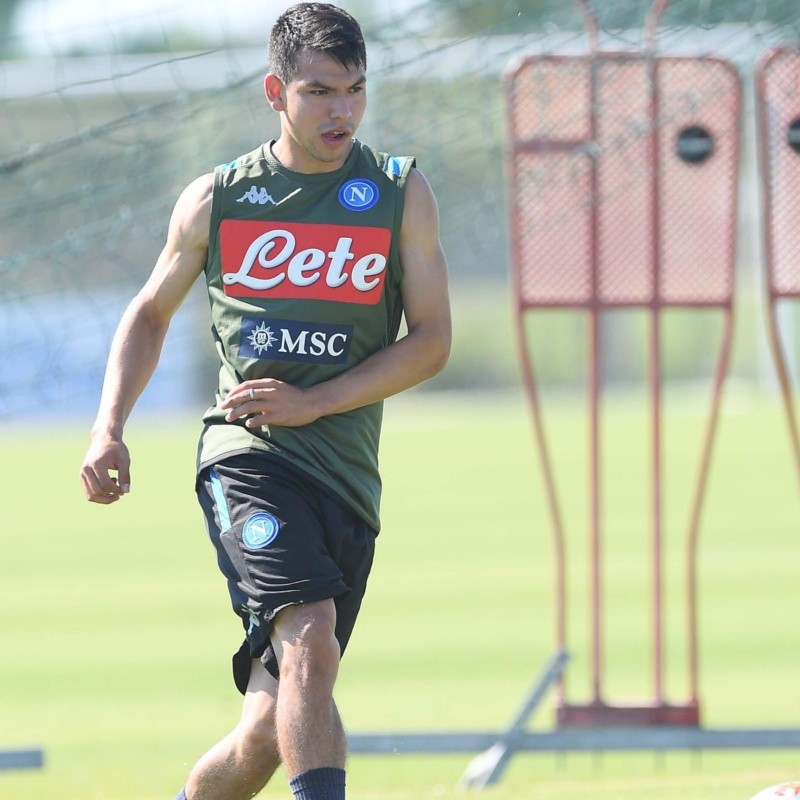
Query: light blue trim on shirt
385 156 404 176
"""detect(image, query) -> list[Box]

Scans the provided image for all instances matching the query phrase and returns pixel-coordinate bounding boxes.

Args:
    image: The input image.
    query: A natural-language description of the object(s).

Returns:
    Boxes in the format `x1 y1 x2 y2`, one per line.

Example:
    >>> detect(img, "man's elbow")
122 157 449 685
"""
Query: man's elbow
425 329 451 378
123 294 171 341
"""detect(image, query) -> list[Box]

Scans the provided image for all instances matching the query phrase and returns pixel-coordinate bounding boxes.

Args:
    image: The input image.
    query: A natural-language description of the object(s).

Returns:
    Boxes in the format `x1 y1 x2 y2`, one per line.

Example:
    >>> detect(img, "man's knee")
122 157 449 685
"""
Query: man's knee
237 660 280 761
236 702 279 768
272 601 341 685
238 713 278 759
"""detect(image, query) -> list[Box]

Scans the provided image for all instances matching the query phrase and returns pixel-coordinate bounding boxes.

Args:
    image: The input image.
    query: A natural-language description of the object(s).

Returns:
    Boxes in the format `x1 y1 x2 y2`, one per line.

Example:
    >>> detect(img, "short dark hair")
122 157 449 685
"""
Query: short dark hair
269 3 367 82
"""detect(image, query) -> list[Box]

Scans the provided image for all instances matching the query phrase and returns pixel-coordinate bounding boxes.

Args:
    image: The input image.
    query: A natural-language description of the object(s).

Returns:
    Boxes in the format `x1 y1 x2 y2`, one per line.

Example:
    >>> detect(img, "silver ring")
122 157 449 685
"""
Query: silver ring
248 388 255 402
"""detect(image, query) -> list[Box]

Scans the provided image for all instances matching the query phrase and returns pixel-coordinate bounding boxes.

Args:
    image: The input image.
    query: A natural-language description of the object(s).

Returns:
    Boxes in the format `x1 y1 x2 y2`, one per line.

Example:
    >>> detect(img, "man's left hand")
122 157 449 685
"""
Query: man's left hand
221 380 322 428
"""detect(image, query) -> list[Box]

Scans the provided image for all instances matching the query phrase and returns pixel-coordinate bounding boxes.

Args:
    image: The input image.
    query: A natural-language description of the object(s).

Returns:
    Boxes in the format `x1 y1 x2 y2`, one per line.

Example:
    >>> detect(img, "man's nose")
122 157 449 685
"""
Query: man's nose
329 94 353 119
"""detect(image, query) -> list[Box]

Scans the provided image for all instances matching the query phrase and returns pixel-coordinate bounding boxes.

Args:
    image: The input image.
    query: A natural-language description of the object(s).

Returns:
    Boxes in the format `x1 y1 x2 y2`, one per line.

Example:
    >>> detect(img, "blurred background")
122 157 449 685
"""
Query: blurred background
1 0 798 421
1 3 799 798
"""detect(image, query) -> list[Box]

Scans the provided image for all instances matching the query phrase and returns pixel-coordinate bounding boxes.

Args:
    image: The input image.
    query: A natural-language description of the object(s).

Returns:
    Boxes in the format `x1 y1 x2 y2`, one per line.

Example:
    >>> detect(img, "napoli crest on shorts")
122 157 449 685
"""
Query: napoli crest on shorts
338 178 379 211
242 512 281 550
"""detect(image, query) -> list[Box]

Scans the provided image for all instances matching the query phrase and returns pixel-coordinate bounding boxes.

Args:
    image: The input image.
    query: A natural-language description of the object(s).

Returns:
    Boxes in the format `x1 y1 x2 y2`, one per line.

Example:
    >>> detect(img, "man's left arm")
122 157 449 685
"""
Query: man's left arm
222 168 452 427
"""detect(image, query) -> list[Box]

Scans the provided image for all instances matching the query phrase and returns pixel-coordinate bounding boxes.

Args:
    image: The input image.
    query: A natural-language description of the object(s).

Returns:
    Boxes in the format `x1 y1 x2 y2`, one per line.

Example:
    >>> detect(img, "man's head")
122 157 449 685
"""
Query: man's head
269 3 366 84
265 3 368 173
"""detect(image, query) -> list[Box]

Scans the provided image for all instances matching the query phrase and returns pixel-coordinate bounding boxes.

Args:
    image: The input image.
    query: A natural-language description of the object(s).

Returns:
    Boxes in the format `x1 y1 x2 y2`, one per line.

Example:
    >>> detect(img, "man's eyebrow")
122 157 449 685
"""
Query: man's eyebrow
302 76 367 90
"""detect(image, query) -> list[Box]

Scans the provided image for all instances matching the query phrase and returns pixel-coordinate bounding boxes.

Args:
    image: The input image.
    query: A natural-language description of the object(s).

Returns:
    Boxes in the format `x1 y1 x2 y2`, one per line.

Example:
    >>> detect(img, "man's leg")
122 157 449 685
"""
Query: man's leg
178 660 281 800
271 598 347 799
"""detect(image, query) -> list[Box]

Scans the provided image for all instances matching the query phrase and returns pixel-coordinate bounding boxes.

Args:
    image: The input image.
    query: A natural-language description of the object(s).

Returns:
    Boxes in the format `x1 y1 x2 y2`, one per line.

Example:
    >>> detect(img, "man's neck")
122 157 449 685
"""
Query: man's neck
271 137 355 174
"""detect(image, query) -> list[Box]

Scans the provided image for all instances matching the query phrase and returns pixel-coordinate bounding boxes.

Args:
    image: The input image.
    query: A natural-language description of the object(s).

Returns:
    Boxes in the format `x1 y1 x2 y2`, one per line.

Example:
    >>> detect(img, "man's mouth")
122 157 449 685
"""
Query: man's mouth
322 129 350 143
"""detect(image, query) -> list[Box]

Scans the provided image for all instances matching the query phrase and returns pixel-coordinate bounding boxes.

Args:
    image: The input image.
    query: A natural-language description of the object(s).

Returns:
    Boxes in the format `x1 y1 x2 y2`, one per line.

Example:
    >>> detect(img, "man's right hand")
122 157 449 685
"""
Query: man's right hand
80 435 131 504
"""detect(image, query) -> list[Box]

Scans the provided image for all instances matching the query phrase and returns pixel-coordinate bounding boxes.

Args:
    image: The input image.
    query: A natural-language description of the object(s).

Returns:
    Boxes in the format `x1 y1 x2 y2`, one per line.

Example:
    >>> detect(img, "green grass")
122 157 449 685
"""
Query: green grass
0 389 798 799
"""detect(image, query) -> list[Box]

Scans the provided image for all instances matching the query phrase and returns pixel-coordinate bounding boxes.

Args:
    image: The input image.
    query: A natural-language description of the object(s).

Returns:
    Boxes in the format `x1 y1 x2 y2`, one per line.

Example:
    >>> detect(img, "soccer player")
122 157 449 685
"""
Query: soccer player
78 3 451 799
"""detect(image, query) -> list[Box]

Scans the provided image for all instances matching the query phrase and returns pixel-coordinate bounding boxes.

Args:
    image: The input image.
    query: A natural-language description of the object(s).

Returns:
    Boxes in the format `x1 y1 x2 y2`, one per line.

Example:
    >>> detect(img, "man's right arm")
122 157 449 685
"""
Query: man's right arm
79 173 213 504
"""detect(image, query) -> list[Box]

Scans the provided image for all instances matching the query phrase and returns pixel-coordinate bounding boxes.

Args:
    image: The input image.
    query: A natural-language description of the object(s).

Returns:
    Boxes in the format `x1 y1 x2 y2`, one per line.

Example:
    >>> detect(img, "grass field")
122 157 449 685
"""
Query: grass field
1 389 799 800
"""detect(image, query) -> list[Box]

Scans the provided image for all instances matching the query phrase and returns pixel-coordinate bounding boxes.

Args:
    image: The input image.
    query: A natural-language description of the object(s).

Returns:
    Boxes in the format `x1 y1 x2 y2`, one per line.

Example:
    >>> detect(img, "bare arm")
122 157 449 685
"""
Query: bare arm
222 168 452 427
79 174 212 503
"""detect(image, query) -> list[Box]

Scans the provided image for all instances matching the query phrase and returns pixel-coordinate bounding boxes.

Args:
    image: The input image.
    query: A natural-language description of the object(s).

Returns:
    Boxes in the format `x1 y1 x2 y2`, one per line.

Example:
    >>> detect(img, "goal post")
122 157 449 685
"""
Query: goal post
755 45 800 483
351 7 800 787
505 7 741 726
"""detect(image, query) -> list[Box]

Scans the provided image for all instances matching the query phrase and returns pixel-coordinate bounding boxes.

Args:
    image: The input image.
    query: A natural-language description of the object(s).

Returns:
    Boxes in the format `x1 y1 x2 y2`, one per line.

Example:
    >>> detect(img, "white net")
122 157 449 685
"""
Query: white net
0 0 797 418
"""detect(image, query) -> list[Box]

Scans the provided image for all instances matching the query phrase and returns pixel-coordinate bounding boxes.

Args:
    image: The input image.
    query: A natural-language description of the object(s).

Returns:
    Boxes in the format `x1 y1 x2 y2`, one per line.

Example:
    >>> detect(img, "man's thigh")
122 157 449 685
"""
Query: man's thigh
196 453 376 688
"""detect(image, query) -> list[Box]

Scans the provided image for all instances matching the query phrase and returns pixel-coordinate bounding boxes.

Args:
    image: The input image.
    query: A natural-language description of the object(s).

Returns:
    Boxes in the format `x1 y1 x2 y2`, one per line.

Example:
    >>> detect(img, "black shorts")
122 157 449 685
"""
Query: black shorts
196 452 377 693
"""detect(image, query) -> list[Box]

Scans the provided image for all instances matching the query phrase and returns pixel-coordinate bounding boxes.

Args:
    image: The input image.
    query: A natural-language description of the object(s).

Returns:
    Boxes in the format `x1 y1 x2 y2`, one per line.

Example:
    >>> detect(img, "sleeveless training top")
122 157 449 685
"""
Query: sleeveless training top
197 140 415 530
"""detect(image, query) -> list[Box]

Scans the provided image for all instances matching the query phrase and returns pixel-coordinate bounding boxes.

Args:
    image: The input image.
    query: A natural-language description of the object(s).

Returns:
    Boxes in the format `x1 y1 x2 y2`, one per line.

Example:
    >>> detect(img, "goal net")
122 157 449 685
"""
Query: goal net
0 0 797 420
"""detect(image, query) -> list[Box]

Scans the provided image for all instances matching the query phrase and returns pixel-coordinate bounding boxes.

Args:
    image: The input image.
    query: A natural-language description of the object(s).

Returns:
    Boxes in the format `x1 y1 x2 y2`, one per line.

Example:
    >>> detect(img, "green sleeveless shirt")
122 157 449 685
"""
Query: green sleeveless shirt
197 140 415 530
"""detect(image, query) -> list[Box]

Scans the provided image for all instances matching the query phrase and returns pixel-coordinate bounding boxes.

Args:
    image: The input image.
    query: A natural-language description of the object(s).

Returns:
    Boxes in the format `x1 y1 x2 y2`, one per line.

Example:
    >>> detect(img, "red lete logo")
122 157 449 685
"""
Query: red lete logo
219 220 391 305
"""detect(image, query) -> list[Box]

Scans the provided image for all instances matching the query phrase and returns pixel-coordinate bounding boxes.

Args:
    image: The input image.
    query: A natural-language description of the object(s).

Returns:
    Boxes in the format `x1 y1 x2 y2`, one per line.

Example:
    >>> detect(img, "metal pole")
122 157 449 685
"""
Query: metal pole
515 311 570 691
0 749 44 771
575 0 600 52
643 0 672 53
504 64 571 702
686 309 735 707
646 51 666 706
755 49 800 483
765 298 800 480
589 306 603 703
587 50 603 704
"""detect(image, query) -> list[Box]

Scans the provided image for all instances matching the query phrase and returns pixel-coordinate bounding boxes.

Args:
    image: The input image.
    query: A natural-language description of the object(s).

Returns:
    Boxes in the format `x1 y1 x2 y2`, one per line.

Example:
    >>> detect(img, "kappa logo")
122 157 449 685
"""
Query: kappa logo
241 317 353 365
338 178 379 211
237 185 278 205
220 220 391 305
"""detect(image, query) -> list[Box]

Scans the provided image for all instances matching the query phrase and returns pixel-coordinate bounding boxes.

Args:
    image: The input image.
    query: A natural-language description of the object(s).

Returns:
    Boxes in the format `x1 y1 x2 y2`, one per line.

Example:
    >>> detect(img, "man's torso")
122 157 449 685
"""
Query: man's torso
197 140 415 530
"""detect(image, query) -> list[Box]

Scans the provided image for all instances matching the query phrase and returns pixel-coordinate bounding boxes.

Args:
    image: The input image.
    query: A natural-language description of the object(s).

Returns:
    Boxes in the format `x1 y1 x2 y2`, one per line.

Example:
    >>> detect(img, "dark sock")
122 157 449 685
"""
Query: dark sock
289 767 346 800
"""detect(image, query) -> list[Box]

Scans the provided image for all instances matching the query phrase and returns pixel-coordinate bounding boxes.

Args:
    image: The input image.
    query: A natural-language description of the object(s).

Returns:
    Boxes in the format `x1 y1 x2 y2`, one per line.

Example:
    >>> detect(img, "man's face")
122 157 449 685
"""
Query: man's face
265 48 367 173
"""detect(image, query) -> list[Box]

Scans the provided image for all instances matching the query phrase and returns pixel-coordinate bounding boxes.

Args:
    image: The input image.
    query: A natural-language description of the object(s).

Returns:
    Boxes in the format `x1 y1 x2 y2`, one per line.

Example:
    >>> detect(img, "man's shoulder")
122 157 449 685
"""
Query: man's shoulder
214 144 268 176
354 141 416 184
185 172 214 198
172 173 213 248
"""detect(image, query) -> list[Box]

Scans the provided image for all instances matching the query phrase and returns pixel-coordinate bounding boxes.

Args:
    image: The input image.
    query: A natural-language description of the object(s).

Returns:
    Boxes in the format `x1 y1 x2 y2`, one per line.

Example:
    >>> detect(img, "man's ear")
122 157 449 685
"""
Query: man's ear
264 73 286 112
